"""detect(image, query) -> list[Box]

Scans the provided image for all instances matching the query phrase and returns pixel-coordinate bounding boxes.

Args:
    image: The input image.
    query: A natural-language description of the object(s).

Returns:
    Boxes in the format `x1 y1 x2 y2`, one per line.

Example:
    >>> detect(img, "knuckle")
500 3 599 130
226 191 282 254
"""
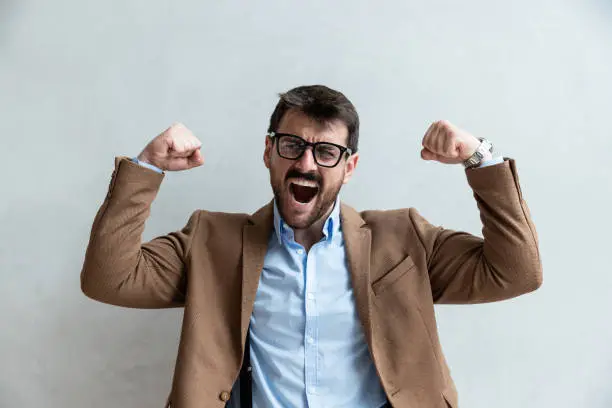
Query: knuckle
169 122 190 138
174 142 185 152
438 121 451 132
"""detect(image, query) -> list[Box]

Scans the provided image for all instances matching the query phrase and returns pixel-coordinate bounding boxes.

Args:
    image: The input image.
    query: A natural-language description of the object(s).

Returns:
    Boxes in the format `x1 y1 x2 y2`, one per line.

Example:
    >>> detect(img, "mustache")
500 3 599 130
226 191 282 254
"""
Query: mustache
285 169 321 184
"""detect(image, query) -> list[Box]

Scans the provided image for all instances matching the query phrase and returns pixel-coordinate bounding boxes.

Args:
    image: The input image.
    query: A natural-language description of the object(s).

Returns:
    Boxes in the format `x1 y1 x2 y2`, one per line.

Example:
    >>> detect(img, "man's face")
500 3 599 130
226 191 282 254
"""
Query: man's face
264 109 359 230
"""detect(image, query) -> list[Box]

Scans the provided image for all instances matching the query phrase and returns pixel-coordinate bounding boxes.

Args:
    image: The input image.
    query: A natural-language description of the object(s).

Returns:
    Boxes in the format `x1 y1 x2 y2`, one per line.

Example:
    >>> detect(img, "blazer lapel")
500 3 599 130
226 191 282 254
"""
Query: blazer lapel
340 203 374 347
240 202 373 354
241 201 274 346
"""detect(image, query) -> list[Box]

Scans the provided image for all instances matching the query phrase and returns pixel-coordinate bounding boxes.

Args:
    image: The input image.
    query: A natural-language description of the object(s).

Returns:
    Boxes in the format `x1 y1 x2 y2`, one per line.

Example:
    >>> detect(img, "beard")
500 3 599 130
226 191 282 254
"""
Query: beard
271 167 343 230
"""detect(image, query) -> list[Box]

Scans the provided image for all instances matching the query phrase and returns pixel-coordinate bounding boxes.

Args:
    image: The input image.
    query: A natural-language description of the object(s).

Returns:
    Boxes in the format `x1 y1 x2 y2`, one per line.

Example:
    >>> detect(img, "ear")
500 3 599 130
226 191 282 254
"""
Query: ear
264 135 273 169
342 153 359 184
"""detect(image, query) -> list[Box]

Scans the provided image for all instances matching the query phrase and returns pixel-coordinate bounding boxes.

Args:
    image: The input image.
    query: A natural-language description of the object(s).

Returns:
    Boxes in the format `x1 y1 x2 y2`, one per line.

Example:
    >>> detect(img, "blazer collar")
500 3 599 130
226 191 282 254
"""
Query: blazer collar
240 201 274 347
339 203 374 347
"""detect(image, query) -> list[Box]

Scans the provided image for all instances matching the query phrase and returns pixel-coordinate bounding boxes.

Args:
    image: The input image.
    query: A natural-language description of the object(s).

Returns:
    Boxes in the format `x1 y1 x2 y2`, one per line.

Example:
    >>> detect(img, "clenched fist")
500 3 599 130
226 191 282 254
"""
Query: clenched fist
420 120 490 165
137 123 204 171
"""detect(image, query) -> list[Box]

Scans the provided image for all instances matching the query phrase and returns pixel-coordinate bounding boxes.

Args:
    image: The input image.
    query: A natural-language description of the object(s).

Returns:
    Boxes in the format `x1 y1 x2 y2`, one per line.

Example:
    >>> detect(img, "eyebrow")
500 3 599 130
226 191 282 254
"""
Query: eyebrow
272 132 342 145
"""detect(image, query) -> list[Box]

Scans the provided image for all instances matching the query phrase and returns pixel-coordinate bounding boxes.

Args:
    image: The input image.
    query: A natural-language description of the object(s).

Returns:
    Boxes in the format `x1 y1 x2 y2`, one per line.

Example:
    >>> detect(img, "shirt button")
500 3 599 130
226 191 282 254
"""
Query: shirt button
308 386 317 394
306 336 314 344
219 391 231 402
297 248 304 255
307 293 315 300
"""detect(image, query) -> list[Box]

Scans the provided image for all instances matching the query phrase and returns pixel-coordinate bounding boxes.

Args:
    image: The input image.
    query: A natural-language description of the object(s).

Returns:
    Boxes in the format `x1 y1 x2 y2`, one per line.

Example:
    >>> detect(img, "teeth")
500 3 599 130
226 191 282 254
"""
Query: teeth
290 179 318 188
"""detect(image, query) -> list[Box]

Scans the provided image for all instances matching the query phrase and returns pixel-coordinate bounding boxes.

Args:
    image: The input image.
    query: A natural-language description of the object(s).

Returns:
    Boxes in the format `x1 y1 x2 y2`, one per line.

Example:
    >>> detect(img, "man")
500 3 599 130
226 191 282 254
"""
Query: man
81 85 542 408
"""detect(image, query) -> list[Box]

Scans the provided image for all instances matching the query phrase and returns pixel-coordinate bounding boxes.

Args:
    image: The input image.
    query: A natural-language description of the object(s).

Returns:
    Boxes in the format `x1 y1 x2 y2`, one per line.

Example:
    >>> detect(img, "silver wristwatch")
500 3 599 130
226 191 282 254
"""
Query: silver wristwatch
463 137 493 168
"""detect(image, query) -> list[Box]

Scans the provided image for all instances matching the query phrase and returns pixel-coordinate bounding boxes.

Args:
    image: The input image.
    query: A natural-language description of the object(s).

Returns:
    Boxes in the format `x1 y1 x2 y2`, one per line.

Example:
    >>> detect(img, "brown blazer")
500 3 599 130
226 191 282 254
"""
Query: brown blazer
81 157 542 408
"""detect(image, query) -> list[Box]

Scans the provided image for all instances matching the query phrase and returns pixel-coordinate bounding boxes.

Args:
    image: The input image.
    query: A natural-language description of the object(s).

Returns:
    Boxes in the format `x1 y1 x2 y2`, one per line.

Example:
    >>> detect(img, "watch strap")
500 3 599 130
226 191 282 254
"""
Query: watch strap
463 138 493 168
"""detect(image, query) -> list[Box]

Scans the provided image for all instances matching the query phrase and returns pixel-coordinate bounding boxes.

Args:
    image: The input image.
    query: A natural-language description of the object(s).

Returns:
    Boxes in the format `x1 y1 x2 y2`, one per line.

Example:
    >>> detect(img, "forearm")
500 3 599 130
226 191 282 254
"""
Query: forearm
471 158 541 293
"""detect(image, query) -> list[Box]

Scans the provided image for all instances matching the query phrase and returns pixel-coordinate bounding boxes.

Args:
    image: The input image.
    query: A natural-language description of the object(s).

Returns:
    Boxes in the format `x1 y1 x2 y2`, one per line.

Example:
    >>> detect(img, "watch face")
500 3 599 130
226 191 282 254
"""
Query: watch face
464 151 482 167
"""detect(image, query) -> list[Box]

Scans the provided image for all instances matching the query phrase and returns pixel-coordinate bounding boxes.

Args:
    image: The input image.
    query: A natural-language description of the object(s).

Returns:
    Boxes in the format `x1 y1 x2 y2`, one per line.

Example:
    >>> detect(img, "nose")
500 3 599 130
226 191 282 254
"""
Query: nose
293 146 318 172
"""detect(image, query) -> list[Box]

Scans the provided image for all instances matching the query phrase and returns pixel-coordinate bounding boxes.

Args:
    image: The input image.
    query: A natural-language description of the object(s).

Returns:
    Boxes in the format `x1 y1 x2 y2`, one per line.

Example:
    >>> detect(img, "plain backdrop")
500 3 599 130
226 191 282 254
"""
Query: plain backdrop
1 0 611 407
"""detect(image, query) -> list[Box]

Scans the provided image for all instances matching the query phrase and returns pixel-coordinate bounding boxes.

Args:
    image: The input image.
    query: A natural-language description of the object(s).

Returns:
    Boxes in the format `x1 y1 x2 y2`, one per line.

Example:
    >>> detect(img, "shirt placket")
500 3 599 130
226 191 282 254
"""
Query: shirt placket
303 244 318 404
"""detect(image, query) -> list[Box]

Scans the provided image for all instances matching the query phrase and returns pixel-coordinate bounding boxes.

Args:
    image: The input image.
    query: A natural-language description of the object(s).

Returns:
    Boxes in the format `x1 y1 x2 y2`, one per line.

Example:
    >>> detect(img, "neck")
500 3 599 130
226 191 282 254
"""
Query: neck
293 202 336 251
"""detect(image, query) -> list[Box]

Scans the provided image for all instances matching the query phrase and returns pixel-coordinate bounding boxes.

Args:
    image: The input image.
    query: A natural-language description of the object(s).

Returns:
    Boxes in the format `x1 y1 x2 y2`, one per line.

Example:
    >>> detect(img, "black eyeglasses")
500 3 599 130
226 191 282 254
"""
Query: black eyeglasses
267 132 352 168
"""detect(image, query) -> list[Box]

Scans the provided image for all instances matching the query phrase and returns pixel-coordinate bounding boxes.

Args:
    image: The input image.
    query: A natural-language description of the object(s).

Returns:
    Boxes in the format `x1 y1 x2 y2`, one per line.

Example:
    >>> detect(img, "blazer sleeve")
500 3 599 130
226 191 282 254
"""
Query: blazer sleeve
411 158 543 304
80 156 199 308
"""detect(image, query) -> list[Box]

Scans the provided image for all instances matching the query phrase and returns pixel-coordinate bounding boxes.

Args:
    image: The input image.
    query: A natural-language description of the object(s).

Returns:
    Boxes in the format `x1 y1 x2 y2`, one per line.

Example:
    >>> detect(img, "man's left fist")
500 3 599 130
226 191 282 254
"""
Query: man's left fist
421 120 489 165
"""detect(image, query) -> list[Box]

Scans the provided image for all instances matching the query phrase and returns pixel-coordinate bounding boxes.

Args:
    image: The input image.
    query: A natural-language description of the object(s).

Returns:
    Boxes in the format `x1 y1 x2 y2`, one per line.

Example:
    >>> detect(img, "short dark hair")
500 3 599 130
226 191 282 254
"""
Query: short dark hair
267 85 360 153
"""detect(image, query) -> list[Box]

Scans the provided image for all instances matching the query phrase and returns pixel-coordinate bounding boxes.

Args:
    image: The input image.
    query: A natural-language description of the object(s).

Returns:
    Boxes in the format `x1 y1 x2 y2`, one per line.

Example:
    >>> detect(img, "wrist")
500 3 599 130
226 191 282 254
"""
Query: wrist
461 138 482 161
462 137 494 168
136 153 153 166
133 155 164 173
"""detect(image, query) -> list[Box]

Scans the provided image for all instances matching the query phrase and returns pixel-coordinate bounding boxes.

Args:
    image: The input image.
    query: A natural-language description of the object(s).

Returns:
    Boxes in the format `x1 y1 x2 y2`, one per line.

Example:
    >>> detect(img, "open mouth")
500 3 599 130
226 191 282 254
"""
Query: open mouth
289 182 319 204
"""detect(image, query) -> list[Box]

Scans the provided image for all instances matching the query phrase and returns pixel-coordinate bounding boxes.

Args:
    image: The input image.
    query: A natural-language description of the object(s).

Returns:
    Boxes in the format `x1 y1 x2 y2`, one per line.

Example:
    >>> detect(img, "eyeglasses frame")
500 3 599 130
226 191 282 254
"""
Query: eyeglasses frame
267 131 353 168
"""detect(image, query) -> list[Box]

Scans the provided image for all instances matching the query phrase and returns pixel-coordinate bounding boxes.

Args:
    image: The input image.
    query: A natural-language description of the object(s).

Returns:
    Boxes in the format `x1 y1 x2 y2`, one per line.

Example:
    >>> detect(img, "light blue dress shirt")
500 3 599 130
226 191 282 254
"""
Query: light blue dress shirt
244 199 388 408
130 155 504 407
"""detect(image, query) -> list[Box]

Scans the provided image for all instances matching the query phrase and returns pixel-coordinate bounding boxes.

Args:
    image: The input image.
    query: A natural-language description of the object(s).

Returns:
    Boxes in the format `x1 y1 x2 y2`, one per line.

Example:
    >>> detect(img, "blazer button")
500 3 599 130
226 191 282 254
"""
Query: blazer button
219 391 231 402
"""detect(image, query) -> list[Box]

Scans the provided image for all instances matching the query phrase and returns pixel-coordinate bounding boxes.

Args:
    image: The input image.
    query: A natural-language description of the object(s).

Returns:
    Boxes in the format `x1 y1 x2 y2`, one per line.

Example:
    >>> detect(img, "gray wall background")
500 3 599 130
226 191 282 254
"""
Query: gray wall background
1 0 611 407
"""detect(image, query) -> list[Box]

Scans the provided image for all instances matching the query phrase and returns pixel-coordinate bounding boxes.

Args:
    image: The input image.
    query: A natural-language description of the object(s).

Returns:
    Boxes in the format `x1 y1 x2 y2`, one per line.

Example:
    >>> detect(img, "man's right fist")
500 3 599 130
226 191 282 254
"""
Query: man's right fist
137 123 204 171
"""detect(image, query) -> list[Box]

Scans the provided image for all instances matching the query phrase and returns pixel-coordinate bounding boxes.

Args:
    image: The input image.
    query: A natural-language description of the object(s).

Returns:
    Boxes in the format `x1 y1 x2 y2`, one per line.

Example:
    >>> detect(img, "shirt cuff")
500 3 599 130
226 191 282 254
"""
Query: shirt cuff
131 157 164 173
478 156 504 168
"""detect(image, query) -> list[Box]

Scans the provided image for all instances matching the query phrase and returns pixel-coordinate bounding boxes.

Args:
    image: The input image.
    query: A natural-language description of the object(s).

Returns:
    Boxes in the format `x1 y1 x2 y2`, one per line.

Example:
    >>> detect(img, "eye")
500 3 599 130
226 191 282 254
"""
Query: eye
286 141 303 149
280 138 301 150
317 146 338 158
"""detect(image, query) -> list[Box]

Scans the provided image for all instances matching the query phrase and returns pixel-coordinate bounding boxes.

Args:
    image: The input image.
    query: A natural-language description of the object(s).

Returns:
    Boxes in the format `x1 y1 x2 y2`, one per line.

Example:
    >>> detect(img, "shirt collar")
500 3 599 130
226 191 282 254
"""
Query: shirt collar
273 197 341 245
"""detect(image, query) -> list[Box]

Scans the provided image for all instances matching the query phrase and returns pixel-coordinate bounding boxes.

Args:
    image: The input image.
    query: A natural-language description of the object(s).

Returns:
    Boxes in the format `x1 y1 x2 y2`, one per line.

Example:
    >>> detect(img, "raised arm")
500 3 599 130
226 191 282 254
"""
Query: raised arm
412 159 542 303
80 123 205 308
415 120 542 303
